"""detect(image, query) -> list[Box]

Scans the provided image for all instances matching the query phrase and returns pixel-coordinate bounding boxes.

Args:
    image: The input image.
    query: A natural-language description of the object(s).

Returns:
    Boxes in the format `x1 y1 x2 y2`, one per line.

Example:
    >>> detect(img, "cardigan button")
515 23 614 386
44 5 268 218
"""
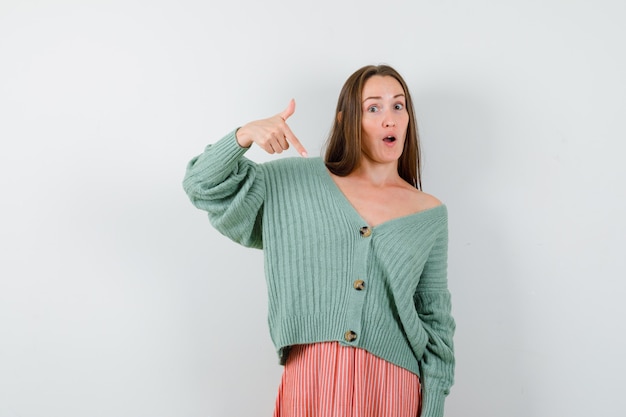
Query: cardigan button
359 226 371 237
344 330 357 342
353 280 365 290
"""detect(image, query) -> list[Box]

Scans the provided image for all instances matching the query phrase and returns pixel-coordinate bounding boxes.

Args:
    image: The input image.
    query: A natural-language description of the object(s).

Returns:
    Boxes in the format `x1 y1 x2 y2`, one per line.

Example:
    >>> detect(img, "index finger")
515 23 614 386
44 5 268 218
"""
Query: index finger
282 123 308 158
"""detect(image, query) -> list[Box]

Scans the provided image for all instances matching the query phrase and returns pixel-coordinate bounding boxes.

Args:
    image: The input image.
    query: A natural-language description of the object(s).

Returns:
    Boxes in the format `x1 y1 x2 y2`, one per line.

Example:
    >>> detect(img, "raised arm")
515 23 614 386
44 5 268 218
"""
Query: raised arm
182 100 307 248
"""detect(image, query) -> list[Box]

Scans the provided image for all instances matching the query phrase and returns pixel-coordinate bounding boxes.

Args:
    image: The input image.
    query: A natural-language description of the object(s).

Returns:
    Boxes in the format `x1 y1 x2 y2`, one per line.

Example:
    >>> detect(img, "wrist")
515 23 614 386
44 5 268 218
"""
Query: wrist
235 127 253 148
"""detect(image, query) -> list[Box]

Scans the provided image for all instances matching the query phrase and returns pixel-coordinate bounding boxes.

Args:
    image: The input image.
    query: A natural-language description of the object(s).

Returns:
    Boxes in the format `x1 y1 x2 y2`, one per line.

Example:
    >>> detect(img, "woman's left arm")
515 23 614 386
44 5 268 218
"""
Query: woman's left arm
414 215 455 417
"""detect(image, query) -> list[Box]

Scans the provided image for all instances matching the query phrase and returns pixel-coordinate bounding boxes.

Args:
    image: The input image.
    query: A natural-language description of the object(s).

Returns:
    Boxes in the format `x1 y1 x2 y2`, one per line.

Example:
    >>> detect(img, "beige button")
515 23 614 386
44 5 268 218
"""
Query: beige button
353 280 365 291
359 226 371 237
344 330 357 342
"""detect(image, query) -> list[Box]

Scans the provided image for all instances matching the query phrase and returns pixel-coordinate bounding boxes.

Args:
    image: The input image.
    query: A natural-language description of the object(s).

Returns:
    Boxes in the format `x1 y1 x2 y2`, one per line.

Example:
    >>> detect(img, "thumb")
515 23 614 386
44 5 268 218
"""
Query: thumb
279 98 296 121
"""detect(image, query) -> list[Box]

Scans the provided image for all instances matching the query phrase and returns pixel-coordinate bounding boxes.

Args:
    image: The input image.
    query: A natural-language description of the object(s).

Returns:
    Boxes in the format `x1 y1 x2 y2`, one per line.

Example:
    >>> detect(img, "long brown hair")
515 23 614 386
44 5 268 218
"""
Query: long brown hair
324 65 422 189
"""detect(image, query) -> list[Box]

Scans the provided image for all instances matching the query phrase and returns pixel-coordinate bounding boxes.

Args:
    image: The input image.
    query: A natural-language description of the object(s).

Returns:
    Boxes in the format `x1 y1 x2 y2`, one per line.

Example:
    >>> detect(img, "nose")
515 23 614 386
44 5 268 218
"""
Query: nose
384 118 396 127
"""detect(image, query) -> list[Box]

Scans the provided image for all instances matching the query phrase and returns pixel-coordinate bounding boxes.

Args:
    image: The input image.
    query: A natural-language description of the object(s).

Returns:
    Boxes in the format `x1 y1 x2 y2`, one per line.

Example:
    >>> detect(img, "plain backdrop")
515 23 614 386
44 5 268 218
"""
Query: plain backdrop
1 0 625 416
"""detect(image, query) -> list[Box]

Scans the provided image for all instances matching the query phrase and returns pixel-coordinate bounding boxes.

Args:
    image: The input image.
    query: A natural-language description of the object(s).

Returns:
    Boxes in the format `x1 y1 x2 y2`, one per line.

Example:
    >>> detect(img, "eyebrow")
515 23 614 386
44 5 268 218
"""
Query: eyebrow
362 93 406 103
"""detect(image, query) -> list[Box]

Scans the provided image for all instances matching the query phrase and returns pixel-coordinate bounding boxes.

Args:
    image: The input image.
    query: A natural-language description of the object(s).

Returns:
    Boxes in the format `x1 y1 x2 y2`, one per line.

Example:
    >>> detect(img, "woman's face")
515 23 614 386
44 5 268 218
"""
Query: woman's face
360 75 409 165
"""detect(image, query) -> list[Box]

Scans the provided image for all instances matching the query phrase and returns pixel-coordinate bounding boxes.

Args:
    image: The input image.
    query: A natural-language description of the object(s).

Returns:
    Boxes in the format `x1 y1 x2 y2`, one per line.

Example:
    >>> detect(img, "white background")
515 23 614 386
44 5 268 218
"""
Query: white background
1 0 625 416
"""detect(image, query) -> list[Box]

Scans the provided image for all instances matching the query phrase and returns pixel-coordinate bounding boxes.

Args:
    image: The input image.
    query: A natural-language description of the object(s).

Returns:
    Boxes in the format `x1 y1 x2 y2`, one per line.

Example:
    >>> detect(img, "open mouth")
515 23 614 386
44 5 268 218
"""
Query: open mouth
383 136 396 143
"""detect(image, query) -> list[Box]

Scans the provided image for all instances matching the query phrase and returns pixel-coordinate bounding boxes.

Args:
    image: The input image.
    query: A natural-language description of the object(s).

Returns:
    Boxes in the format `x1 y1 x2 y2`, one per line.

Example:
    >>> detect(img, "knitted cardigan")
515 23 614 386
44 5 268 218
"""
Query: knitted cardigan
183 130 455 417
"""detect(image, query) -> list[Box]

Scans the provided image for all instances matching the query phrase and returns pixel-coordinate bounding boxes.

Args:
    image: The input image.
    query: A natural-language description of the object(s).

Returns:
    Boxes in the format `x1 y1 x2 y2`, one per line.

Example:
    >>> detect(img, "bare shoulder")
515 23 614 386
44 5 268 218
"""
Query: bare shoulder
404 185 443 212
418 190 444 208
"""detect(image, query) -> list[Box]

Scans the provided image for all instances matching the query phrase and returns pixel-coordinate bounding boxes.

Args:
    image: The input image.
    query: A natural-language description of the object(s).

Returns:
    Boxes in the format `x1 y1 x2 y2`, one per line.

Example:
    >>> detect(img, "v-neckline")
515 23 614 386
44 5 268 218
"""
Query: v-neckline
314 158 446 230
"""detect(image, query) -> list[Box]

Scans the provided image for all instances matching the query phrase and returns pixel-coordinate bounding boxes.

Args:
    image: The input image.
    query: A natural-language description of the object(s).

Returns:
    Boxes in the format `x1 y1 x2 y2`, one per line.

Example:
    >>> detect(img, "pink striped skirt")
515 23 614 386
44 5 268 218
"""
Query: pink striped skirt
273 342 421 417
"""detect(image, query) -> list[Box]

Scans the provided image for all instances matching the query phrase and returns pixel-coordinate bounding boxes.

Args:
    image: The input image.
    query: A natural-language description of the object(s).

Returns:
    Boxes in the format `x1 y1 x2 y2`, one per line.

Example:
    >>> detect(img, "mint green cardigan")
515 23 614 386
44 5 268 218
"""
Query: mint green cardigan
183 130 455 417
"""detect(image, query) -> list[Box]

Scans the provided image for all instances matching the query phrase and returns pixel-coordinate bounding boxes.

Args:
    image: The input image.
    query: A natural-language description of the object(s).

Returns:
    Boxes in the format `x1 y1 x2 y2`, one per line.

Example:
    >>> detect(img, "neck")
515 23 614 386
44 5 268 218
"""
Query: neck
350 158 401 187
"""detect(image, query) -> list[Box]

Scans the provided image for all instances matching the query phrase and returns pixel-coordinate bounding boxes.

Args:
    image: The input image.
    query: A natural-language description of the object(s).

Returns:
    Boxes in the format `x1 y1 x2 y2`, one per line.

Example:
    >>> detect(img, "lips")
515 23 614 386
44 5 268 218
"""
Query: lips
383 136 396 143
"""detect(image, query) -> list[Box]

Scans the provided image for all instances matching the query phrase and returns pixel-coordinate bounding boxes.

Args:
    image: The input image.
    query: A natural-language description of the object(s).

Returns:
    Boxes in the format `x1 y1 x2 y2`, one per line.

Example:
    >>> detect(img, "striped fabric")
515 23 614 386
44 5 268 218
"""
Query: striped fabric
273 342 421 417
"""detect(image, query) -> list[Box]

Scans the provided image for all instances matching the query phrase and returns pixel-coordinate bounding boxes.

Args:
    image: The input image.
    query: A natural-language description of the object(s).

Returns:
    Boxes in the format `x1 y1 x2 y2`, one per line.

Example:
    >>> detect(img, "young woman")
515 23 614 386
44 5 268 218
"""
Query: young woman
183 64 455 417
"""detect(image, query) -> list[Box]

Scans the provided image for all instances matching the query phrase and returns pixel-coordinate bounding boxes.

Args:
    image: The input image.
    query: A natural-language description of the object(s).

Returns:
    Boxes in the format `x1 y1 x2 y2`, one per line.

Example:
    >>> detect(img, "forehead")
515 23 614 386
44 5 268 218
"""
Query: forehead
362 75 404 98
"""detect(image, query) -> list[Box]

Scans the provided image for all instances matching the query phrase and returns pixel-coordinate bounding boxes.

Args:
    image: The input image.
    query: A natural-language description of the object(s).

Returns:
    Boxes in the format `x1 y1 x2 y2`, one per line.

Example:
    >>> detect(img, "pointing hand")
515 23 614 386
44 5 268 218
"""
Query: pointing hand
235 99 308 157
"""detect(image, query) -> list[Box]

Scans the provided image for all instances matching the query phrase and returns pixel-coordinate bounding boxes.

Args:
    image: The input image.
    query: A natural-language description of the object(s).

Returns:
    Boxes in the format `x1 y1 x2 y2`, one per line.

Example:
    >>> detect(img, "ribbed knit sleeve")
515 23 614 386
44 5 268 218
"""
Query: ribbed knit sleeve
414 218 455 417
182 129 265 249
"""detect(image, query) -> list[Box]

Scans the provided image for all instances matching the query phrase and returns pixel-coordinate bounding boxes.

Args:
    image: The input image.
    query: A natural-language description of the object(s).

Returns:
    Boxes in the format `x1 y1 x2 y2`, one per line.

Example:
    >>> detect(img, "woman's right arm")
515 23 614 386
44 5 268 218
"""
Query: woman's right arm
182 130 265 248
182 99 307 249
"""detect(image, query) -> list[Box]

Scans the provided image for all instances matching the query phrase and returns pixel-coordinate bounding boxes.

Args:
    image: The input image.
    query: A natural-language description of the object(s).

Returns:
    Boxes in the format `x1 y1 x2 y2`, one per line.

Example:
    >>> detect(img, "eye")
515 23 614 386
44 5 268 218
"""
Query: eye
394 103 405 110
366 105 379 113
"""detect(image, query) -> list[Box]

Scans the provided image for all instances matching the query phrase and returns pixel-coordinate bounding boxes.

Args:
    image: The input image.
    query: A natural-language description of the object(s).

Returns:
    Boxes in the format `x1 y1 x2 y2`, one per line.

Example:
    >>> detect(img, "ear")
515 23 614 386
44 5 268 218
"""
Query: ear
336 111 343 123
